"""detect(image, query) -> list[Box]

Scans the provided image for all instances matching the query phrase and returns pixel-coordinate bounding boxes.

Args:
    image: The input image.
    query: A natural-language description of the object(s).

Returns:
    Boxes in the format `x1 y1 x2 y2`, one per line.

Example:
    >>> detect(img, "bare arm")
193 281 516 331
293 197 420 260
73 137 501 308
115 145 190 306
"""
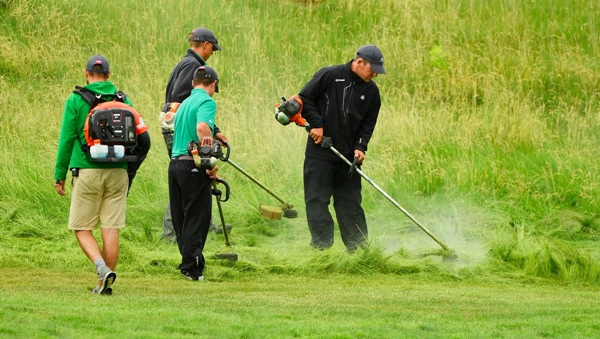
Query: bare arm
197 122 218 177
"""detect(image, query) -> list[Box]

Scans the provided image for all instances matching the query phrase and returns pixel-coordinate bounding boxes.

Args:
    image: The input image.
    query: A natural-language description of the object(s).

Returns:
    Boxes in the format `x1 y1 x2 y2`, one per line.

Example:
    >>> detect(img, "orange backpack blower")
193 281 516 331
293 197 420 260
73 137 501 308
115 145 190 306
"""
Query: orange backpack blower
74 87 148 162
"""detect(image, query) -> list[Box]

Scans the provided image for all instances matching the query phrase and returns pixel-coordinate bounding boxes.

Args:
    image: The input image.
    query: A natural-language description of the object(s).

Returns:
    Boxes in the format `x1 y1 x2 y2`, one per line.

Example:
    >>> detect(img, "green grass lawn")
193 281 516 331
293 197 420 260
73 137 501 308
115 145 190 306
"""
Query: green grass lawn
2 268 599 338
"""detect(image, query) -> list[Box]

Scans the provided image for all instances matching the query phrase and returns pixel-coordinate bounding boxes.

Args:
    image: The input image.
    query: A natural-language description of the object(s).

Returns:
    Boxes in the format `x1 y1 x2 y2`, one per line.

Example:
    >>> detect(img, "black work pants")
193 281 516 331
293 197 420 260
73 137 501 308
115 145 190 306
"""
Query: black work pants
168 159 212 276
162 129 173 158
162 129 175 241
303 156 368 251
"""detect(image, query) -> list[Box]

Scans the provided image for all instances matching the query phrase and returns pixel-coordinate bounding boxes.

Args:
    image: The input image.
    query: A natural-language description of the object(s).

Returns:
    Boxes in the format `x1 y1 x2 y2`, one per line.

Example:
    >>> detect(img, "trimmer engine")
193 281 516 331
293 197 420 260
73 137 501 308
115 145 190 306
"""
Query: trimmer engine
274 95 309 127
187 137 229 170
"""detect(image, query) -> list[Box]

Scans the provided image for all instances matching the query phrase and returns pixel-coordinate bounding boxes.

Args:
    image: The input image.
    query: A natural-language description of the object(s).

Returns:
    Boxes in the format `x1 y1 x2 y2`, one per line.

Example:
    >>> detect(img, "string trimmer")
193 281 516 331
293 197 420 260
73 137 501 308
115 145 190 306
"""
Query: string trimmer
187 137 237 261
224 158 297 219
274 95 456 259
211 177 238 262
221 143 297 220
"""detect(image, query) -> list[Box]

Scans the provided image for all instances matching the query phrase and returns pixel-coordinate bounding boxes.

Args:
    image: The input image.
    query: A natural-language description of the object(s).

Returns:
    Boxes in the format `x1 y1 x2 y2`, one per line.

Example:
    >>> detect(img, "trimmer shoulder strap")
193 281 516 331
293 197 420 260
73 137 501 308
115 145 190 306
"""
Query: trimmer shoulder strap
73 86 100 108
73 86 127 109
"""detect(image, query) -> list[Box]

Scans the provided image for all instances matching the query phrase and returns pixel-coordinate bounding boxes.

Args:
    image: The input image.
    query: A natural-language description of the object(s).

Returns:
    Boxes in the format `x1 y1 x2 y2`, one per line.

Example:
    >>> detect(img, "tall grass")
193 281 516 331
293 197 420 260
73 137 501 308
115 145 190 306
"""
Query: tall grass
1 0 600 284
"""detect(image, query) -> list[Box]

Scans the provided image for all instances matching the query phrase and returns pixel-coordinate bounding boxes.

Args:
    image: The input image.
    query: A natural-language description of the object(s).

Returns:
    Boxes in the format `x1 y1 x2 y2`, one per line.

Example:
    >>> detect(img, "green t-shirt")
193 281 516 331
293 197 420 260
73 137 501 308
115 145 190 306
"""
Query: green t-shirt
171 88 216 157
54 81 134 180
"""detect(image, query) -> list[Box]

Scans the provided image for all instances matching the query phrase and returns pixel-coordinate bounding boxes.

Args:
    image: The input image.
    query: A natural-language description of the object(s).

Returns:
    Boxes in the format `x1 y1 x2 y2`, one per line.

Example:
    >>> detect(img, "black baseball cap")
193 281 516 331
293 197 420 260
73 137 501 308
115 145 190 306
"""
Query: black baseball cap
194 65 219 92
188 27 222 51
85 55 110 74
356 45 386 74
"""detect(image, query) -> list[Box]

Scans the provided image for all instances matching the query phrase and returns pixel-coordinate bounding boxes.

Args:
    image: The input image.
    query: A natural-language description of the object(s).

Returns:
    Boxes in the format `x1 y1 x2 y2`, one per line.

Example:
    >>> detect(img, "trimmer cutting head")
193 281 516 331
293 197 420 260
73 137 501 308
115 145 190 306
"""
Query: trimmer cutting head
259 204 298 220
214 252 238 261
282 208 298 219
419 248 458 261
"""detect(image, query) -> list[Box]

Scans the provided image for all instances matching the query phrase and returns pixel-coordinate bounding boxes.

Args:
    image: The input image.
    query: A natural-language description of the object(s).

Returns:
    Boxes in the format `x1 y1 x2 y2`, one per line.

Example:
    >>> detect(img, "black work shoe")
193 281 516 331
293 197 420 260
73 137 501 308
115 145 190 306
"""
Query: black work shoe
310 242 332 251
181 270 204 281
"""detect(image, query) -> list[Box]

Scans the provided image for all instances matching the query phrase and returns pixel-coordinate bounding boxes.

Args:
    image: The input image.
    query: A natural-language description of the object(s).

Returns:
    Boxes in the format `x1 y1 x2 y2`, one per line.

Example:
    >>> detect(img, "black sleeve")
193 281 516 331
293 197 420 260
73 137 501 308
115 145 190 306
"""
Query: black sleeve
170 62 196 103
126 131 151 195
298 68 329 129
133 131 151 160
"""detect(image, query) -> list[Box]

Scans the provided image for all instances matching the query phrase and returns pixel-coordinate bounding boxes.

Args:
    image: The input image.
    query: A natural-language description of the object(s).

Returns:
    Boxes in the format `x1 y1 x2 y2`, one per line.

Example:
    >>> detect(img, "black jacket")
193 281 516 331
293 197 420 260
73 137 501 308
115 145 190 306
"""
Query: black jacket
299 60 381 162
165 49 206 103
164 49 220 134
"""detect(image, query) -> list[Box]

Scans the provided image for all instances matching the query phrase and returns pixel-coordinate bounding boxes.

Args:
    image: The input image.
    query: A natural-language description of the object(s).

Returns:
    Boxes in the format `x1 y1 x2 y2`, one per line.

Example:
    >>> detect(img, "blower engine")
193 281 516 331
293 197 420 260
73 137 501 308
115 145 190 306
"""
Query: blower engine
274 95 309 128
160 102 181 131
187 137 230 170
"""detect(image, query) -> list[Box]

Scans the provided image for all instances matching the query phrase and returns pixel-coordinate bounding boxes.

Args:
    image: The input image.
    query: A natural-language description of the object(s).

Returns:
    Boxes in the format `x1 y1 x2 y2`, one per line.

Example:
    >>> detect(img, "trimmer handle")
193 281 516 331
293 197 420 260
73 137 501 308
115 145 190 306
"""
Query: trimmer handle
348 156 359 177
322 137 358 176
321 136 333 149
211 177 230 202
219 141 230 162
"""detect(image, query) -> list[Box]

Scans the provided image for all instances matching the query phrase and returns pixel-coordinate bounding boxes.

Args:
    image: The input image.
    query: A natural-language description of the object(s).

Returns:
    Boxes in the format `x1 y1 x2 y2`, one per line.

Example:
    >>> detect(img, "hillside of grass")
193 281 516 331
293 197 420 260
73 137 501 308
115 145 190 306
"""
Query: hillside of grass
1 0 600 286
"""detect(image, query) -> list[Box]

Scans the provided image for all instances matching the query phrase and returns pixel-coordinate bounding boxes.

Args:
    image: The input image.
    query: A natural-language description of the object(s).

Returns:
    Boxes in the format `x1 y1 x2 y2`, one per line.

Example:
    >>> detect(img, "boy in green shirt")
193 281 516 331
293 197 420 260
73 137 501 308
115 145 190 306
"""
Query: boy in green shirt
168 65 220 280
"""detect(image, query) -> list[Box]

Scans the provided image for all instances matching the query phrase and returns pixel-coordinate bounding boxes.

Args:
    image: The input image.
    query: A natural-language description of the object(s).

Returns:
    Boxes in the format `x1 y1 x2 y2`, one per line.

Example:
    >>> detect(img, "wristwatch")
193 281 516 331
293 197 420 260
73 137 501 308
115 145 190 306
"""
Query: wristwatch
55 180 61 185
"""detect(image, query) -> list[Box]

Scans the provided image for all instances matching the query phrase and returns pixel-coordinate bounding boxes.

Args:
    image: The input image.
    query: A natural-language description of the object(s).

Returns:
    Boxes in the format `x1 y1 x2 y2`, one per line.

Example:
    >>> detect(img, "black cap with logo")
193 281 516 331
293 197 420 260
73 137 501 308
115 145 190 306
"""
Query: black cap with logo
188 27 222 51
356 45 386 74
194 65 219 92
85 55 110 74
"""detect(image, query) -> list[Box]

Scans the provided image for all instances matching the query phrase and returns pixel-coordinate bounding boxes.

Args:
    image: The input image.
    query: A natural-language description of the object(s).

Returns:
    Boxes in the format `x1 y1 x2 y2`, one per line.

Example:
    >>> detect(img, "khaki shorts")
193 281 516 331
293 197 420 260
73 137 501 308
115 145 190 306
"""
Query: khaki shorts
68 168 128 230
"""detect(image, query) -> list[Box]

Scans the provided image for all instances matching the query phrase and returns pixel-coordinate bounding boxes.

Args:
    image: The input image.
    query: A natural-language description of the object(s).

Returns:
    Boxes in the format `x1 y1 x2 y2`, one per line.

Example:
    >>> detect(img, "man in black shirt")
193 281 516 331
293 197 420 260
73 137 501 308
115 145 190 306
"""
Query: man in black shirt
161 27 227 242
298 45 386 252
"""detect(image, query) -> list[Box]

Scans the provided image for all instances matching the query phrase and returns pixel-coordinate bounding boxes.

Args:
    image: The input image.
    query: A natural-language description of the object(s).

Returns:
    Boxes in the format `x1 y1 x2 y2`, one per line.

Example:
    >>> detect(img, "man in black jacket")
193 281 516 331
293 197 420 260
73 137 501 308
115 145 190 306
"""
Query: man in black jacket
161 27 227 241
162 27 225 154
298 44 386 252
